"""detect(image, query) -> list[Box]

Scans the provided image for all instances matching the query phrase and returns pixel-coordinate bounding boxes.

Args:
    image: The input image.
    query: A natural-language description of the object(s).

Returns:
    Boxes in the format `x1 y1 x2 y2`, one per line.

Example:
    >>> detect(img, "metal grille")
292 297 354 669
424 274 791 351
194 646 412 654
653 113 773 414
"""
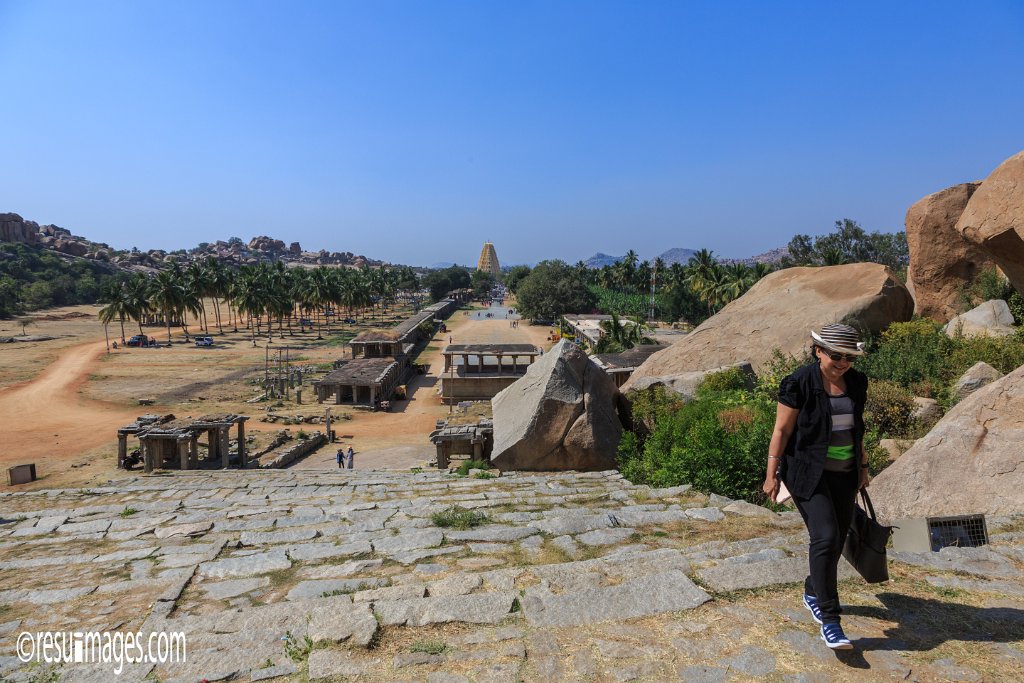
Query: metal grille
928 515 988 551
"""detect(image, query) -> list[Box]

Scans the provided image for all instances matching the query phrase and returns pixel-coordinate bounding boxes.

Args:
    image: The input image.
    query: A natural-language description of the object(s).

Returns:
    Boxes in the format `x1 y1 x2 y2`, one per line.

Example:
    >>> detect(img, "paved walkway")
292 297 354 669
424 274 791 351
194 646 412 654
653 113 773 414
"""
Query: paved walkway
1 469 1021 682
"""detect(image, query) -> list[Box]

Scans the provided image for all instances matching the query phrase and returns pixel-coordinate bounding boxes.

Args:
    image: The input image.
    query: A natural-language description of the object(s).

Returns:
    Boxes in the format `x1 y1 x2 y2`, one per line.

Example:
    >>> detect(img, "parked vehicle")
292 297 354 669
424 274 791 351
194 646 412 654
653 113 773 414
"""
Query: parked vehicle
125 334 153 347
194 336 214 347
299 318 314 326
342 317 357 324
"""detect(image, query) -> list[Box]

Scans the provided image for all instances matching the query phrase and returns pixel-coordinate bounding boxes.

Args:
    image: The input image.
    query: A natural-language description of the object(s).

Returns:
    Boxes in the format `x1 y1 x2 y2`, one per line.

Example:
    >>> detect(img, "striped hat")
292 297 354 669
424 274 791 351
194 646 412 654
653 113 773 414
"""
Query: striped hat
810 323 866 356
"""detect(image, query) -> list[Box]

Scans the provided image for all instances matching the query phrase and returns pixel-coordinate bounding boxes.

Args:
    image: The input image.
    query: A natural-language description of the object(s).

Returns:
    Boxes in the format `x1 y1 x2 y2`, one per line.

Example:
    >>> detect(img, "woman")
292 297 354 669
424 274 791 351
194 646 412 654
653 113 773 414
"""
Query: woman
762 323 871 650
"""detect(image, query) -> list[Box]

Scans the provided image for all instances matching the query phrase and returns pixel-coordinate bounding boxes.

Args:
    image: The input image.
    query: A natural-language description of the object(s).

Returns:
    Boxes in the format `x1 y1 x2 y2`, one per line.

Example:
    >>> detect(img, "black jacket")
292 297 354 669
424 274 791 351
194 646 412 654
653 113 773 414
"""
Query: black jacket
777 361 867 499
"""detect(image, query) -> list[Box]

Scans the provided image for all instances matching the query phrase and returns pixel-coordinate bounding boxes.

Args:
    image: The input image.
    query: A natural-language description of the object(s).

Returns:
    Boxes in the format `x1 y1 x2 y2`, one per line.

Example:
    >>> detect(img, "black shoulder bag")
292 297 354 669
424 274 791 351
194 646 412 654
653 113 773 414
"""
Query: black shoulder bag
842 490 893 583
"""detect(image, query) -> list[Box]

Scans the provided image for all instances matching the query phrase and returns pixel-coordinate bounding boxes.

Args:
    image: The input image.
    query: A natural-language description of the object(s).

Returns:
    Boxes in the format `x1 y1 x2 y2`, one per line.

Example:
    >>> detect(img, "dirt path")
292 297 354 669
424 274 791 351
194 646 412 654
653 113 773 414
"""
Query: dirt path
0 339 138 468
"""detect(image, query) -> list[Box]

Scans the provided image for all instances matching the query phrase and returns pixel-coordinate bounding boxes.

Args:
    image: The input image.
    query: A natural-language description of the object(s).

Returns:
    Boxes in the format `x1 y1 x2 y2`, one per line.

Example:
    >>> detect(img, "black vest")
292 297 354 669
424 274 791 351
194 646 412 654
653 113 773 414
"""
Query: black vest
778 361 867 499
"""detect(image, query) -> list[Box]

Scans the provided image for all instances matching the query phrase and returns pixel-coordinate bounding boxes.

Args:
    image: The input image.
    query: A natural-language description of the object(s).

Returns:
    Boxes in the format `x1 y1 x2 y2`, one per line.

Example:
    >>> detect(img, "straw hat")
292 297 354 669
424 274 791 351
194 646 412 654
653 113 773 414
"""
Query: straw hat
810 323 866 356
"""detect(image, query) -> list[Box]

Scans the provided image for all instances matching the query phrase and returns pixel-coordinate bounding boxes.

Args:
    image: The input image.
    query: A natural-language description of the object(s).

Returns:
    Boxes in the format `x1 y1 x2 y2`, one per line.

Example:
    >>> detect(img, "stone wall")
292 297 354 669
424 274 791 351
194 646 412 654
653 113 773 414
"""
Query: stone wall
260 432 328 468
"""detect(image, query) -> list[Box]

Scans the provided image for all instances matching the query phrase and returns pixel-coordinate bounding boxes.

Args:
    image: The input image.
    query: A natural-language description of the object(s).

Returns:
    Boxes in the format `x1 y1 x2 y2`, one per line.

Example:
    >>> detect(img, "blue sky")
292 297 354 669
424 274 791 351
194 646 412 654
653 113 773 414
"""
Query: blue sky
1 1 1022 267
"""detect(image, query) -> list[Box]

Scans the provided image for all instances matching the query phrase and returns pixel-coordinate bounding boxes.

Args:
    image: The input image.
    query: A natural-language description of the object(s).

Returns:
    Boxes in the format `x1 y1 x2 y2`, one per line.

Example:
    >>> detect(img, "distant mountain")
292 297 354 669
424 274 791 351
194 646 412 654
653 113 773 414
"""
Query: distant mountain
656 247 698 266
719 247 790 267
428 261 456 269
582 252 623 269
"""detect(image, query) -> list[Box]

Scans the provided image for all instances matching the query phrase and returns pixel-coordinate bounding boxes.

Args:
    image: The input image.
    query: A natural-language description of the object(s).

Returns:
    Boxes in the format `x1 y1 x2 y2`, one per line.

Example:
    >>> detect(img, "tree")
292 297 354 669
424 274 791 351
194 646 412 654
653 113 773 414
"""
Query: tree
423 266 471 302
148 268 186 344
504 265 531 294
783 219 908 270
471 270 495 298
515 260 596 321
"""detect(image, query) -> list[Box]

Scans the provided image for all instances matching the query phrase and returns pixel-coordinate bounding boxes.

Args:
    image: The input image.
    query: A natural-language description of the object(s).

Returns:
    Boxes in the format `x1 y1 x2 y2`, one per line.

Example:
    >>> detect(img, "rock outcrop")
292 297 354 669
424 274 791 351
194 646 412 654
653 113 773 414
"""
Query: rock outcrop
626 362 756 401
943 299 1016 338
623 263 913 387
956 150 1024 293
905 182 995 321
248 236 287 253
491 340 621 471
872 363 1024 520
952 361 1002 402
0 212 41 245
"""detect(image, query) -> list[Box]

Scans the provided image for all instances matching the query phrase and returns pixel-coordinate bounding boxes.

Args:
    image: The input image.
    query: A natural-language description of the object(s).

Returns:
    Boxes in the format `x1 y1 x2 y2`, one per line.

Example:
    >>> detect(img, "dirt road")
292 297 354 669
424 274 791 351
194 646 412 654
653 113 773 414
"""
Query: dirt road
0 339 138 471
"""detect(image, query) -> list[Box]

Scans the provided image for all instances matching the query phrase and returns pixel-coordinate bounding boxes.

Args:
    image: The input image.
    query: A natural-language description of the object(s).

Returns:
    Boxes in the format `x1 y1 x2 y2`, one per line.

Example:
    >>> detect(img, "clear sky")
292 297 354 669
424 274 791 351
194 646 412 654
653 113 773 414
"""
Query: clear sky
1 1 1022 267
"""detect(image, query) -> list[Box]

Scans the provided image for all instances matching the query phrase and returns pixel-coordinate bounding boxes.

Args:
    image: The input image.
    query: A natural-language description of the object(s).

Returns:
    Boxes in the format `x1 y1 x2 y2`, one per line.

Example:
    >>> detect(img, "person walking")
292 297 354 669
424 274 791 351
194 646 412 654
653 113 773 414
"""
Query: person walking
762 324 871 651
346 446 355 469
336 448 344 468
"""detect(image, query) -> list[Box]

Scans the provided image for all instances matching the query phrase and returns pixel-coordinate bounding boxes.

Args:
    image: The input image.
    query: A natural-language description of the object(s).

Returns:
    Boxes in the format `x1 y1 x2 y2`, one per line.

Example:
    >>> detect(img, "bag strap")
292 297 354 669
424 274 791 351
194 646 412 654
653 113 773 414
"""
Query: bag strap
860 490 877 520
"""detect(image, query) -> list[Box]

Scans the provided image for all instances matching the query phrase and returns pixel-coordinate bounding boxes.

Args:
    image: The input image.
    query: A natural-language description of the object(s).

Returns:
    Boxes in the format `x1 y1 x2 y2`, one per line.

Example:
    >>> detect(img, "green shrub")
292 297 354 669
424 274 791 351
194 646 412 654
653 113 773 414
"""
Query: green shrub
1008 290 1024 325
959 266 1015 311
455 459 490 476
619 388 775 502
857 318 948 395
864 380 917 440
697 367 749 394
430 505 488 530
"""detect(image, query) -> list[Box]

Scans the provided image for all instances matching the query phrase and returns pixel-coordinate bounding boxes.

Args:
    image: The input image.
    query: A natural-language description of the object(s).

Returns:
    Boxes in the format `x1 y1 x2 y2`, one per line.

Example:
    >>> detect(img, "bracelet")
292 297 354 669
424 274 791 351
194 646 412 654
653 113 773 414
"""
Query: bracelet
767 456 781 460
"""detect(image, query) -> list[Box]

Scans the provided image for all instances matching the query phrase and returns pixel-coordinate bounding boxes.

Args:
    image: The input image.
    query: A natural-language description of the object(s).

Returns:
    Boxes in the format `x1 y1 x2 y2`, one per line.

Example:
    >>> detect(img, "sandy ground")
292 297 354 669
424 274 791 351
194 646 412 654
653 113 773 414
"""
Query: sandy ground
0 300 554 488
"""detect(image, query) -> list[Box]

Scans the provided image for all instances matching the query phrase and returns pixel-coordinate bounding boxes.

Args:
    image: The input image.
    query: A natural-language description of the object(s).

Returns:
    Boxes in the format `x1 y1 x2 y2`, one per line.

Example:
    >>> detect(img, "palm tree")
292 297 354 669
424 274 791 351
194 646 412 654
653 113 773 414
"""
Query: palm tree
186 261 211 332
98 280 131 343
148 268 186 344
123 274 152 336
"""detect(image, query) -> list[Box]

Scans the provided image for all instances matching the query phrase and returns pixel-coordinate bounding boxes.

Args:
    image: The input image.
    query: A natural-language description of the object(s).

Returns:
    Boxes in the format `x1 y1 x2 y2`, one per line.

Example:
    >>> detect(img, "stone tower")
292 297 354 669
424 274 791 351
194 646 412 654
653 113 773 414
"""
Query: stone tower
477 241 500 279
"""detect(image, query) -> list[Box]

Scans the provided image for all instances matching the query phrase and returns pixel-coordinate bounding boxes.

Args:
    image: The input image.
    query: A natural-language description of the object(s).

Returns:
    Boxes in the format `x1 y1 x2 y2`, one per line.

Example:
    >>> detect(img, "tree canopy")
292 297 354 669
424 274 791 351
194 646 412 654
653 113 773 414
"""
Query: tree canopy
515 260 596 320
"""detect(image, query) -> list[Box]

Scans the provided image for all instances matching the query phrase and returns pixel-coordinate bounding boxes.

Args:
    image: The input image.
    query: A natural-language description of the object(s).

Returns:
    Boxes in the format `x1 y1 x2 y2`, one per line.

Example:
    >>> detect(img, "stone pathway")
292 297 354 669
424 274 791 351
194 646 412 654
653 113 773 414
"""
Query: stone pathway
0 469 1022 682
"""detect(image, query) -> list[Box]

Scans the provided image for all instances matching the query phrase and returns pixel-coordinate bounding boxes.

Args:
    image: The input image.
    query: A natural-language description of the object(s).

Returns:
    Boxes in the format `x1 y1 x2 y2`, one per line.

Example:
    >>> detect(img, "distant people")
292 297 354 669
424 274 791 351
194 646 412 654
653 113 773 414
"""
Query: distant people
346 446 355 469
336 448 344 468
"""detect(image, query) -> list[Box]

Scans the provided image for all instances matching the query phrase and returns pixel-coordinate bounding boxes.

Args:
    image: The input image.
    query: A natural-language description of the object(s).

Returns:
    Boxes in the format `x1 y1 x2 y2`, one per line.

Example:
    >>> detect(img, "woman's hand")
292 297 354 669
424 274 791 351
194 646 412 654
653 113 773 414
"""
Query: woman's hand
762 474 780 500
859 467 871 490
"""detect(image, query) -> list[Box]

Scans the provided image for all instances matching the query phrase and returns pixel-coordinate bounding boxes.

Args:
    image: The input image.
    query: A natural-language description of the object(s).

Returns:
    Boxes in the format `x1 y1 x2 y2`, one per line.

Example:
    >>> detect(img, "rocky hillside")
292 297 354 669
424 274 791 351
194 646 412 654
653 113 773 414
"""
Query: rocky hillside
0 212 383 274
1 468 1021 681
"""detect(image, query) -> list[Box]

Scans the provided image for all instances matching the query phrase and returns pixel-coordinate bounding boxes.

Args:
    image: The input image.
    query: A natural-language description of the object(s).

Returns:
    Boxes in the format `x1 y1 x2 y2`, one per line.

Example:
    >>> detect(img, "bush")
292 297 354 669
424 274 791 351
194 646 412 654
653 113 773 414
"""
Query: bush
455 459 490 476
864 380 917 440
697 367 749 394
618 388 775 502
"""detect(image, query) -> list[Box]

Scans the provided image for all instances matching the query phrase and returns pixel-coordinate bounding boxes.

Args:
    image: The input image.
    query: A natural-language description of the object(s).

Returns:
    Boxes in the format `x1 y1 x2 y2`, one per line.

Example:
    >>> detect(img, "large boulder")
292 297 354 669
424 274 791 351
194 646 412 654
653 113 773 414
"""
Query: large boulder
943 299 1016 338
0 212 41 245
952 361 1002 402
623 263 913 388
490 340 621 471
905 182 996 321
871 363 1024 520
956 150 1024 293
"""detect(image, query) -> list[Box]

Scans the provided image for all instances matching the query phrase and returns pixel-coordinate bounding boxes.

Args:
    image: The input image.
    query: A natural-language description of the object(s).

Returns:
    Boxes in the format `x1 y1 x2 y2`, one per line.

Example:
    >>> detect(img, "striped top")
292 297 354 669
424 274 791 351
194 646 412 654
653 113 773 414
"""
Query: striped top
825 393 856 471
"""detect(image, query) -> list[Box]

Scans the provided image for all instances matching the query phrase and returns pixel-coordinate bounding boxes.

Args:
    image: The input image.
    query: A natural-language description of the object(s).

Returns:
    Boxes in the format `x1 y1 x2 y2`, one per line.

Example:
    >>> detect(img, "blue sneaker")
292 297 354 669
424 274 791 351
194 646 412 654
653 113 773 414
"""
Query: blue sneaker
820 623 853 650
803 593 824 624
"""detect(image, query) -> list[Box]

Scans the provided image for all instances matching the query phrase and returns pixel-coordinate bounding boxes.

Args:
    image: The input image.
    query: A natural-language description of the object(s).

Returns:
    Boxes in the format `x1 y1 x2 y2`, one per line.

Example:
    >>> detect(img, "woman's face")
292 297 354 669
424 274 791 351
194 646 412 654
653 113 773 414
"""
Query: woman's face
815 345 853 377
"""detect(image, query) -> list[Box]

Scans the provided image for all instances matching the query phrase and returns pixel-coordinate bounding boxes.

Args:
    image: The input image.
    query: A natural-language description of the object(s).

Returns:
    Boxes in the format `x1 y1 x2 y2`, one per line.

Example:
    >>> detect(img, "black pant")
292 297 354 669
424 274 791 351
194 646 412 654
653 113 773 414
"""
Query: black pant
793 468 858 624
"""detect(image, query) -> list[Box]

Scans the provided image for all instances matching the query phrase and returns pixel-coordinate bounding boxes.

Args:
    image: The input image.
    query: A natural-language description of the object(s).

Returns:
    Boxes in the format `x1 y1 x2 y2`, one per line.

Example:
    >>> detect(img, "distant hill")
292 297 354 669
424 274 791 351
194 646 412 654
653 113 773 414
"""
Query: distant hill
582 252 623 268
429 261 456 269
719 247 790 267
656 247 698 266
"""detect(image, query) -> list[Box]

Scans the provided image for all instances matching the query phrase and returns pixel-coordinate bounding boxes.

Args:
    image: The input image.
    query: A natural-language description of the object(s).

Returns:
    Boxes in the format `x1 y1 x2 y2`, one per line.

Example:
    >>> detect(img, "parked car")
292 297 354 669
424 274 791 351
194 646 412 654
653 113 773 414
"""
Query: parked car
194 336 214 347
299 318 314 326
342 317 357 324
125 334 153 347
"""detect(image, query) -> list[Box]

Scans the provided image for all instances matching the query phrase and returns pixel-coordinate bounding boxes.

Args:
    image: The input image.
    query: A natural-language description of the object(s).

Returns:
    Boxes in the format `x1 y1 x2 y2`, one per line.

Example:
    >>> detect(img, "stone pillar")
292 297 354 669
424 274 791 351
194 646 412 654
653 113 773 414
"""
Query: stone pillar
369 384 376 407
207 429 218 461
443 354 451 372
117 434 128 469
496 354 503 375
142 440 153 473
179 440 190 470
220 428 230 468
190 438 198 468
477 354 483 374
512 356 518 374
473 440 483 458
238 421 246 469
336 385 342 404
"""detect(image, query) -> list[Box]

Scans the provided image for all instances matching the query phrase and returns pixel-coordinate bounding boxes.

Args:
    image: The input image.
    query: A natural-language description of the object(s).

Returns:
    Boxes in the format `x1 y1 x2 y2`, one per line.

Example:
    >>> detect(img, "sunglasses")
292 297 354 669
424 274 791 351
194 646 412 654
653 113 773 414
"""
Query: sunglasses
823 350 858 363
